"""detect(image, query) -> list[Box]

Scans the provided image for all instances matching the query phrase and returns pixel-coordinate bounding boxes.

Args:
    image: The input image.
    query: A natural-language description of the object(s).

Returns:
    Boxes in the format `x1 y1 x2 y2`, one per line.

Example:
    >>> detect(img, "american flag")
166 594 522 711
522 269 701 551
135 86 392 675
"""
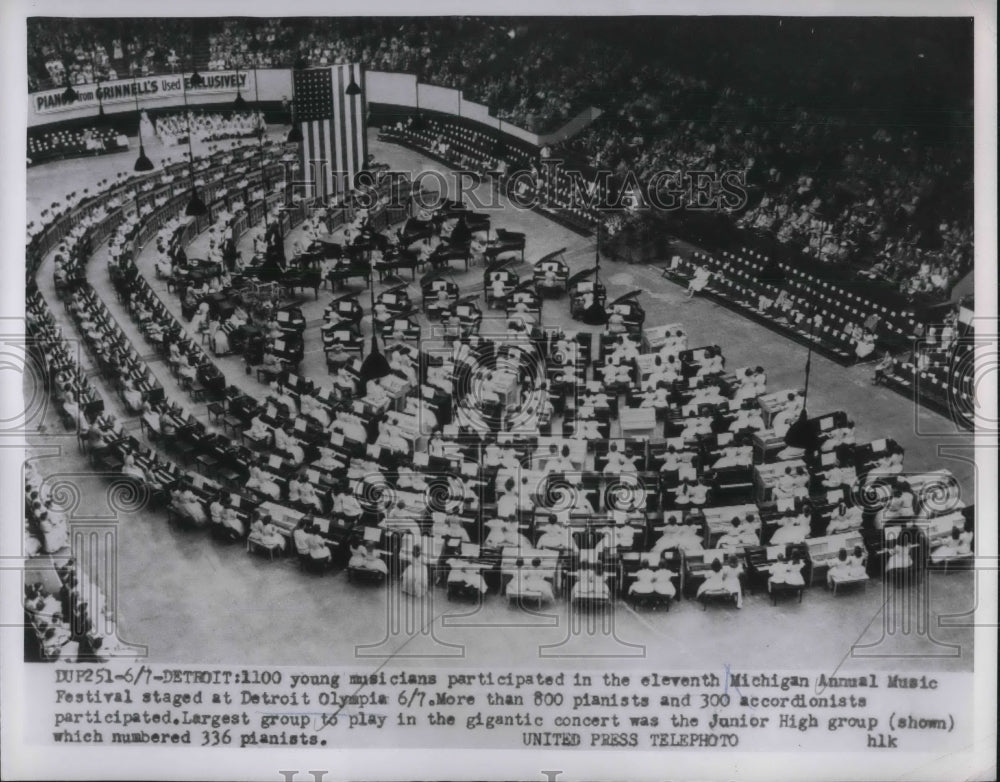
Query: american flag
293 64 367 201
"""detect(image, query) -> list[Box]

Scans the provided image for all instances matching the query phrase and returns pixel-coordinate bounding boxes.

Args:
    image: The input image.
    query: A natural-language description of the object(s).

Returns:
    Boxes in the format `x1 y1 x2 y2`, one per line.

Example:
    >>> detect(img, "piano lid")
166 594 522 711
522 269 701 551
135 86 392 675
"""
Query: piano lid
535 247 568 266
566 266 598 285
485 256 518 274
512 277 537 293
380 282 409 297
609 289 643 306
420 270 447 287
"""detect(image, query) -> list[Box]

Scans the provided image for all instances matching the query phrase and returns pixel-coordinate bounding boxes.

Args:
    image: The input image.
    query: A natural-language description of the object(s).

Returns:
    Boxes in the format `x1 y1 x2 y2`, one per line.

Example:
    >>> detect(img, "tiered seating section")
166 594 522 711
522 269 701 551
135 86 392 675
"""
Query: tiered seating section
663 247 920 364
28 126 128 166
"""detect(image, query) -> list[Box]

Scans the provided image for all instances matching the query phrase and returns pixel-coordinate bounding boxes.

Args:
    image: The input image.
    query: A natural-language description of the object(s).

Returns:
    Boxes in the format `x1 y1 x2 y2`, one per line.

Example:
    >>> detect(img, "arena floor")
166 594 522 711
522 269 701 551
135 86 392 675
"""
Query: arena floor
24 130 977 672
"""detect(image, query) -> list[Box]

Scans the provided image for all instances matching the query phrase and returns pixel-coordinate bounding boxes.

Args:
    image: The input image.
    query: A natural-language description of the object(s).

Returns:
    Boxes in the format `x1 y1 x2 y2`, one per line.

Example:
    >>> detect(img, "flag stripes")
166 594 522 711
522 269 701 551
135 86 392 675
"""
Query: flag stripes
294 63 367 202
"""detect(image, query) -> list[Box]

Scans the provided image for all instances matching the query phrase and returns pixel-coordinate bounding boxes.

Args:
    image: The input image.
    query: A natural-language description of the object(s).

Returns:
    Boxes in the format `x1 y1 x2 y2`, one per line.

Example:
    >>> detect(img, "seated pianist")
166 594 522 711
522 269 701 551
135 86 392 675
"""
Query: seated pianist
929 519 974 563
608 335 640 363
177 352 199 384
768 553 806 593
696 556 743 608
290 473 323 512
680 415 713 440
268 381 299 415
694 347 725 377
769 507 812 545
770 393 803 436
651 514 704 555
484 516 532 550
380 500 423 539
582 388 613 410
573 407 605 440
433 514 471 543
248 514 285 555
389 350 418 385
826 500 863 533
302 522 333 568
246 412 273 444
681 382 726 415
274 423 306 464
349 542 388 577
532 515 571 551
447 564 489 597
818 464 857 492
732 367 767 402
375 423 411 455
572 565 611 603
332 413 367 444
332 486 363 522
332 366 359 399
87 414 122 452
606 309 628 334
603 442 638 474
260 348 285 375
599 358 633 387
599 512 640 551
170 484 209 526
827 547 868 587
300 393 332 427
731 405 765 432
820 422 856 452
772 466 807 501
865 445 904 478
246 460 281 499
507 558 556 604
642 355 681 389
630 559 678 601
717 517 759 549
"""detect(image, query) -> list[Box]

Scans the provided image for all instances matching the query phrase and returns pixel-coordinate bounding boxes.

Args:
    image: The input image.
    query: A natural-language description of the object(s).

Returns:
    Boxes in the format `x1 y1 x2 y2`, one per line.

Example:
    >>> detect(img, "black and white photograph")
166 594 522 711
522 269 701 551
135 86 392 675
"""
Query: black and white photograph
1 1 996 780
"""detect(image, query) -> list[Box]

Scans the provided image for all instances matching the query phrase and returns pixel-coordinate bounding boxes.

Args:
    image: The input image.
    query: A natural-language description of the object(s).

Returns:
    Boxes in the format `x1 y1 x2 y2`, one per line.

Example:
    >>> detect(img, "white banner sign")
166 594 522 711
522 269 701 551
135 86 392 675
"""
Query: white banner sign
32 70 256 115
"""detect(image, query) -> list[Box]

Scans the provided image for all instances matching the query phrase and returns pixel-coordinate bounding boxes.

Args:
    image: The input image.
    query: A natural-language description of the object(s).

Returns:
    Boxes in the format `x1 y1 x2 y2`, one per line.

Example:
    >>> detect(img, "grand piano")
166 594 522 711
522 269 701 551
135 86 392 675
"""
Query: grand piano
325 292 364 325
533 248 570 297
483 259 520 309
375 247 421 281
607 290 646 334
568 267 606 320
444 295 483 338
421 272 459 318
397 217 435 247
484 228 526 264
505 279 541 322
428 239 470 272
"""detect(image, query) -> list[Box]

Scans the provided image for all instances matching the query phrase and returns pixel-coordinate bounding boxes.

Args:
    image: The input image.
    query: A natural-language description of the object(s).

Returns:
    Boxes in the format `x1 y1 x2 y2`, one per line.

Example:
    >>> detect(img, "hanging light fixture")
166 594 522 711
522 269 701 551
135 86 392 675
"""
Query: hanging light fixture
492 114 505 157
233 55 247 108
183 57 207 217
287 58 304 143
345 67 362 96
132 72 153 171
582 226 609 325
783 297 820 452
411 80 424 130
359 239 390 390
62 80 78 104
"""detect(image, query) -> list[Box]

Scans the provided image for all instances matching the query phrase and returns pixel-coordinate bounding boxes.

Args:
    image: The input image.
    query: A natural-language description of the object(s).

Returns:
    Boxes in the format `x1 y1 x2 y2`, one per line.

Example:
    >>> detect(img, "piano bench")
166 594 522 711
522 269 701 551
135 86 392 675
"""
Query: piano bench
768 582 805 605
257 367 279 384
697 590 739 610
189 383 206 402
829 576 868 595
173 442 196 464
207 402 225 422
